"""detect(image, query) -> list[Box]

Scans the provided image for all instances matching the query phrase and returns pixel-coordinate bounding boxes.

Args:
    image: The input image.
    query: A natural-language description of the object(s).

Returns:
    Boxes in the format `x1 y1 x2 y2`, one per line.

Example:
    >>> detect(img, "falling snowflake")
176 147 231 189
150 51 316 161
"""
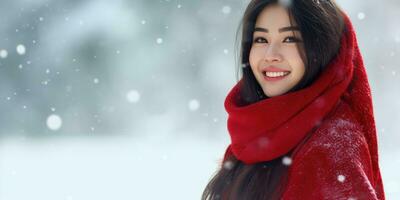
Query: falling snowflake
337 174 346 182
223 160 234 170
39 17 44 21
126 90 140 103
222 6 231 14
141 20 146 25
93 78 99 84
177 4 182 8
223 49 229 54
0 49 8 58
156 38 163 44
46 114 62 131
282 156 292 166
188 99 200 111
357 12 365 20
16 44 26 55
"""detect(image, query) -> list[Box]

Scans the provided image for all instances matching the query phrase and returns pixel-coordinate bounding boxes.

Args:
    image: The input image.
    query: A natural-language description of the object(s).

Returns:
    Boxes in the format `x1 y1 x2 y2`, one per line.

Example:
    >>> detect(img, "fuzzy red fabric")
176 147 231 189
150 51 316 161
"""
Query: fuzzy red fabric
222 12 385 199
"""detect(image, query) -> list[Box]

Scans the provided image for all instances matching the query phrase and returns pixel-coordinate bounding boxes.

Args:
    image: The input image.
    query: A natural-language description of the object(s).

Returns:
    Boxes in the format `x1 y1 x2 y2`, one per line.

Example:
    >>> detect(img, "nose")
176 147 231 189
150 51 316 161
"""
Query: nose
263 44 283 63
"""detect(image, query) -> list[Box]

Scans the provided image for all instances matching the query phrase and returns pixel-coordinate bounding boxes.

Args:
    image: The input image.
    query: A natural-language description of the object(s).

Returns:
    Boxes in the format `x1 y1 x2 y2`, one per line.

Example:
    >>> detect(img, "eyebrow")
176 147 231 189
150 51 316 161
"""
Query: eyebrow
254 26 300 33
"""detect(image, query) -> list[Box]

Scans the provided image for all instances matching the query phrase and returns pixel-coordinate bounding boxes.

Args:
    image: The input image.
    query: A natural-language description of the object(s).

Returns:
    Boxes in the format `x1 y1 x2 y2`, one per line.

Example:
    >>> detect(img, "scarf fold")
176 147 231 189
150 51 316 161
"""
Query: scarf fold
223 12 379 166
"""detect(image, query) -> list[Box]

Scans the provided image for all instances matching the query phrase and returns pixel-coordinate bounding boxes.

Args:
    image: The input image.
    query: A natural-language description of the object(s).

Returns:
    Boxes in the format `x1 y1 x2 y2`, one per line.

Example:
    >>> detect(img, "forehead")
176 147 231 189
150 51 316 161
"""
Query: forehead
255 4 295 29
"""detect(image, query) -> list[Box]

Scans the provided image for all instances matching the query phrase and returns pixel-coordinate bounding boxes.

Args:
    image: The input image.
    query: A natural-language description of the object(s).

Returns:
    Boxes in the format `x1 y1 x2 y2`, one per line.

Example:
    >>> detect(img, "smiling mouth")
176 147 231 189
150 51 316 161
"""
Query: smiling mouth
263 71 291 78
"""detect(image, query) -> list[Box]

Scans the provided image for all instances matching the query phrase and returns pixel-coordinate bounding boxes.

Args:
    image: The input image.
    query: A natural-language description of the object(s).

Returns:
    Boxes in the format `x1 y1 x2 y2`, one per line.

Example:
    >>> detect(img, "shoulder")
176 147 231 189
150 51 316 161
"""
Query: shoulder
293 99 369 164
281 100 380 199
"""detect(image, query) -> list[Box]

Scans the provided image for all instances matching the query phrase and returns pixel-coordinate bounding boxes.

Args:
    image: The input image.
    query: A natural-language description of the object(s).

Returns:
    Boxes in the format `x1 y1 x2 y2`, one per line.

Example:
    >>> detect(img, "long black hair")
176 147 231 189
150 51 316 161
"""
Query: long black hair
202 0 346 199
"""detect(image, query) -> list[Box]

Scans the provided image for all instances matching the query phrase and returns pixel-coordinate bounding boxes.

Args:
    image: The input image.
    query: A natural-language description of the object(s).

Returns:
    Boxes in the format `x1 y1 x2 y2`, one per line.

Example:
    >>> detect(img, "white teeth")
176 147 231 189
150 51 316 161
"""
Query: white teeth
265 71 290 77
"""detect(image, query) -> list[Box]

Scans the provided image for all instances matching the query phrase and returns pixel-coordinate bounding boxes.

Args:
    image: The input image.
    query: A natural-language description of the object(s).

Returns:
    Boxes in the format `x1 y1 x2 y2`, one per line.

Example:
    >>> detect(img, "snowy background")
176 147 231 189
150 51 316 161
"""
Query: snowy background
0 0 399 199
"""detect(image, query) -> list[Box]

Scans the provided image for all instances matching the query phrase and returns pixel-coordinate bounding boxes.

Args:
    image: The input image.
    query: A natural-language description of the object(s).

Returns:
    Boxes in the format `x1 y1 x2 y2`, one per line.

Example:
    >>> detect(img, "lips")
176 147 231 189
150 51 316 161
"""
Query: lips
262 66 291 73
260 65 291 81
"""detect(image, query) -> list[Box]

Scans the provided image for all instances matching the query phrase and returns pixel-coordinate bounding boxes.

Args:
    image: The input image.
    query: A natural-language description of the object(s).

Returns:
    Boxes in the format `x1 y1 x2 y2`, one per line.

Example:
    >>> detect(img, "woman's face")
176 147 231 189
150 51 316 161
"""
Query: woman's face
249 4 306 97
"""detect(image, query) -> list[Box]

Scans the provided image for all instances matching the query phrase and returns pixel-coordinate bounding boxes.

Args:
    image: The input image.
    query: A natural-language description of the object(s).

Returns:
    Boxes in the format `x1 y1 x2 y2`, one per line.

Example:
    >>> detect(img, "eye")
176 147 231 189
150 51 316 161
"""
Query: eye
253 37 267 43
283 36 302 43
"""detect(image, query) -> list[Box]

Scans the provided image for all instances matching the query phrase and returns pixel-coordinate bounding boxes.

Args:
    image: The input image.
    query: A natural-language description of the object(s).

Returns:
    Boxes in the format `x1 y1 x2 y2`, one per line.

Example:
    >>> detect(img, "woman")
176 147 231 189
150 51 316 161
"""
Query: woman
202 0 385 199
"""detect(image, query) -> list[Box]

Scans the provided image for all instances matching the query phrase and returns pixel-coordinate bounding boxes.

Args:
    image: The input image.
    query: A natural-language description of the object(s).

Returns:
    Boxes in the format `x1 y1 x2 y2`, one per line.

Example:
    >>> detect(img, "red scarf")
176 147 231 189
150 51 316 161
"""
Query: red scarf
223 13 380 169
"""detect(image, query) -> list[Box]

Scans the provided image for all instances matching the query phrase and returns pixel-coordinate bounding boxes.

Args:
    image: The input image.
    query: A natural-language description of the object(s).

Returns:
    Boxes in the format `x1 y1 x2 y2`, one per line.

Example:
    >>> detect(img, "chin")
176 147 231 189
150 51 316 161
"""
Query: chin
263 88 288 97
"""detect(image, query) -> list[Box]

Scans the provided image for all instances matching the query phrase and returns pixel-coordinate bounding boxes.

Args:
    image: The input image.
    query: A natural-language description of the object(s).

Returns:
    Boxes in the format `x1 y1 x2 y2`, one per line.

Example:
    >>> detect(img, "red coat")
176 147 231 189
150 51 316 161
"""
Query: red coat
222 12 385 200
280 97 385 199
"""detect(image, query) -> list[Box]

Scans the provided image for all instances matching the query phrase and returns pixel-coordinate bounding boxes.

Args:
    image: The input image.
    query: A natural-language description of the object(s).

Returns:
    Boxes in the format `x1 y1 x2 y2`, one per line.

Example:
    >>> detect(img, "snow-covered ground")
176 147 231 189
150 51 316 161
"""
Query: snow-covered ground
0 135 228 200
0 135 398 200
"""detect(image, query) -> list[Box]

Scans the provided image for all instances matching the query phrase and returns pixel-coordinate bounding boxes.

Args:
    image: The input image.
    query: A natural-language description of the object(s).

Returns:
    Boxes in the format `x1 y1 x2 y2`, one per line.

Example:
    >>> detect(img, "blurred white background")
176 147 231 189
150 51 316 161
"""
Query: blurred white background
0 0 399 199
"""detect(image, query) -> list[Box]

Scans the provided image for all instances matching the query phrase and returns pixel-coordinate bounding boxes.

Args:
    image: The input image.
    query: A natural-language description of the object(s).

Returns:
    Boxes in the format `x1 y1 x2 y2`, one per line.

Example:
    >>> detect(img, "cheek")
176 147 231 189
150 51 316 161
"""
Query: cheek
284 48 305 72
249 47 262 68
